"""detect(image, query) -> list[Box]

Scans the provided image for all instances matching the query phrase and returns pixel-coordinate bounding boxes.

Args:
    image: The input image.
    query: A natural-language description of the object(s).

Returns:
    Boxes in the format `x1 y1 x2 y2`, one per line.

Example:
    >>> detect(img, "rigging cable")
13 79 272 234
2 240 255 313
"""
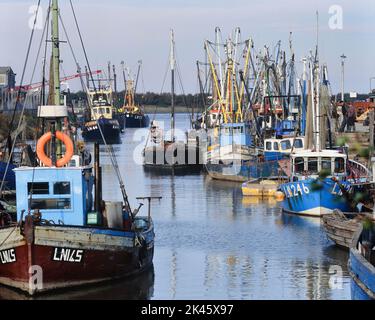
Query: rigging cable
69 0 133 214
0 0 44 195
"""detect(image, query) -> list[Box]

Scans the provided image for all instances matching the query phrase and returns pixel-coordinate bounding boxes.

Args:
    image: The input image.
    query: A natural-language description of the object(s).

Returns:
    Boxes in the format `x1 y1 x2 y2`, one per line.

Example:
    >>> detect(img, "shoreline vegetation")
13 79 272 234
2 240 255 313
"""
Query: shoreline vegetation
143 105 202 114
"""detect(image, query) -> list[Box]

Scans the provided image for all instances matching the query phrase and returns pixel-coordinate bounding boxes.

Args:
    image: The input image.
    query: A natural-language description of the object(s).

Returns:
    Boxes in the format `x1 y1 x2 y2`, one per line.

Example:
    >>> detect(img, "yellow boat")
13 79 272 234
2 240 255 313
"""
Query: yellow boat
241 177 286 199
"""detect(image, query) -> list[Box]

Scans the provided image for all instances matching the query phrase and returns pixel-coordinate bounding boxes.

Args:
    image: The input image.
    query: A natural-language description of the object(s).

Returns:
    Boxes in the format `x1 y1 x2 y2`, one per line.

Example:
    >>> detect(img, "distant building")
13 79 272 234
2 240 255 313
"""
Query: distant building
0 66 16 89
0 67 16 112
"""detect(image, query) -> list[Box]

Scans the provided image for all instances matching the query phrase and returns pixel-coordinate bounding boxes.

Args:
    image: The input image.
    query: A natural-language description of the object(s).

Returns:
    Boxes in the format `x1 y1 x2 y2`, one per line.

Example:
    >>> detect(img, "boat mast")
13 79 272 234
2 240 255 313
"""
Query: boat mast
170 29 176 142
121 61 127 105
315 11 321 151
52 0 61 106
51 0 62 157
215 27 224 102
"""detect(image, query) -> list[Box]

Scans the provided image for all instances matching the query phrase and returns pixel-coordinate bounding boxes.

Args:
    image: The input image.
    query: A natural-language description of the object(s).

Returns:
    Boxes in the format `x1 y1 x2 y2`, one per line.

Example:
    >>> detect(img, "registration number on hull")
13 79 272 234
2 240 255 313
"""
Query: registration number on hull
282 183 310 199
282 182 351 199
52 247 84 263
0 248 16 264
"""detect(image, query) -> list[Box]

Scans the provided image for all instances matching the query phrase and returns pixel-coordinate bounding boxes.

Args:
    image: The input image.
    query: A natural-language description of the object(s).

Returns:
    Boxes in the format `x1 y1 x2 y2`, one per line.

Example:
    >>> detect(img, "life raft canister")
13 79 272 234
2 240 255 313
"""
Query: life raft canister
36 131 74 167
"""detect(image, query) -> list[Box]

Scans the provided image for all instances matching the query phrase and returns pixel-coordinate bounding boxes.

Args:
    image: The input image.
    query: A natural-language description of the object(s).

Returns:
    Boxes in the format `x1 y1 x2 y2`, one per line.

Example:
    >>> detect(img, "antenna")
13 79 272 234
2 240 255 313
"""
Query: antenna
315 10 319 62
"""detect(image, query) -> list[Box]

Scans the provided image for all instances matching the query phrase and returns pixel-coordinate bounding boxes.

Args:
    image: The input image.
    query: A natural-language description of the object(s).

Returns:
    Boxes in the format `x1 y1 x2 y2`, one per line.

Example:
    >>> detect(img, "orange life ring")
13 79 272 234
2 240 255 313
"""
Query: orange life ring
36 131 74 167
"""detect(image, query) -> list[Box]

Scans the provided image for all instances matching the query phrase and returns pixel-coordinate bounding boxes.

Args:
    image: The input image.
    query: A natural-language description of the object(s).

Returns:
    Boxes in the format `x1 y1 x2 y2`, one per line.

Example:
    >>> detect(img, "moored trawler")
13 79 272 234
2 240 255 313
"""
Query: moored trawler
0 0 156 295
0 105 155 295
117 106 150 129
82 88 121 144
143 30 203 174
279 149 353 216
278 52 371 217
116 63 150 129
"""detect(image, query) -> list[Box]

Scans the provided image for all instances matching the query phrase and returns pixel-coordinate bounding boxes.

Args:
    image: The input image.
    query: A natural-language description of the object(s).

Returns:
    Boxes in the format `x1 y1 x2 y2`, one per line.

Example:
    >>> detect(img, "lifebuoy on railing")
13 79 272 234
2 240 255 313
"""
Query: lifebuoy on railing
36 131 74 167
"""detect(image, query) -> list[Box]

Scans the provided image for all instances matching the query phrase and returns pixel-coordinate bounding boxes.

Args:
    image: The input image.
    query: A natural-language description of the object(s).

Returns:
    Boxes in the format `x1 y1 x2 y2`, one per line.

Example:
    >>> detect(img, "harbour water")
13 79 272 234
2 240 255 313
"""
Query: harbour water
0 113 353 300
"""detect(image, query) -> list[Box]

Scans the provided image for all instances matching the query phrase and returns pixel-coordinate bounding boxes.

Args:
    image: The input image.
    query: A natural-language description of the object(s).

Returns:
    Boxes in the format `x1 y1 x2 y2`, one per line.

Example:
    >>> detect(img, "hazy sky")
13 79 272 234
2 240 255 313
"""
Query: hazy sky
1 0 374 94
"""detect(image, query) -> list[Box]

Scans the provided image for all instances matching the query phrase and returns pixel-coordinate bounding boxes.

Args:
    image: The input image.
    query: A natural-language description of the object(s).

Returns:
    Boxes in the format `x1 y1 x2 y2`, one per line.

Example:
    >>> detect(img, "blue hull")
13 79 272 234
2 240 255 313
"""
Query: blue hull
117 113 150 129
0 161 16 190
349 249 375 300
279 178 352 216
82 118 121 144
205 160 281 182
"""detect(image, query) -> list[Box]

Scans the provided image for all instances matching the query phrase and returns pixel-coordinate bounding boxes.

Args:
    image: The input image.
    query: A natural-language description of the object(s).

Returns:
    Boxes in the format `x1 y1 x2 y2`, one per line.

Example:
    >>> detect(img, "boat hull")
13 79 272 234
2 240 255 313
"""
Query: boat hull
143 143 203 174
82 118 121 144
205 160 281 183
279 179 352 217
117 113 150 129
0 222 154 295
0 161 16 190
349 248 375 300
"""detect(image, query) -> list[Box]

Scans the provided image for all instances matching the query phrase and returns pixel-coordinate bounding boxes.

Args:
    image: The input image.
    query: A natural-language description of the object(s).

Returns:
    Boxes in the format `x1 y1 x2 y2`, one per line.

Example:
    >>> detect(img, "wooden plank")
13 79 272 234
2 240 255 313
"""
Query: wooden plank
323 217 361 232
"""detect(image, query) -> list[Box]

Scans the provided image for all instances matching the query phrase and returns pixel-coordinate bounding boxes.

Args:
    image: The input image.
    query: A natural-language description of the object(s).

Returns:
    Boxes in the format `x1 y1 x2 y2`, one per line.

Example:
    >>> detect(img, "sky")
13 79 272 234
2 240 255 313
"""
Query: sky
0 0 374 94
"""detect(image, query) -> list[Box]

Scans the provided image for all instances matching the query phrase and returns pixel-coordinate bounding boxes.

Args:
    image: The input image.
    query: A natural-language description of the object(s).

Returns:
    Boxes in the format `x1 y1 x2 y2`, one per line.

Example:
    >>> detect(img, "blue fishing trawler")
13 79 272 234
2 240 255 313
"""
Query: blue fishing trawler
278 54 371 216
279 149 353 216
205 122 302 182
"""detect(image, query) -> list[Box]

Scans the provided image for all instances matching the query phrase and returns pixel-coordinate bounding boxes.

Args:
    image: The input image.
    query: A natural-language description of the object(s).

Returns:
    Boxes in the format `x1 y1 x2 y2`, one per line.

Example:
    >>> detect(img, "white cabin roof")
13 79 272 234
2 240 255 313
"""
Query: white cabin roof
291 149 346 158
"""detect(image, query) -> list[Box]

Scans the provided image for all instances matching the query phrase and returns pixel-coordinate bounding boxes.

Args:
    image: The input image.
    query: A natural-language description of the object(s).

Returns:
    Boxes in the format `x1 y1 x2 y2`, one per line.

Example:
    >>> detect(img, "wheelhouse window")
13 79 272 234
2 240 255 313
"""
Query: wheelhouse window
28 182 49 195
30 198 71 210
294 157 304 173
53 182 71 195
281 140 291 150
266 142 272 151
334 158 345 173
273 142 279 151
307 157 318 173
293 139 303 148
321 157 332 174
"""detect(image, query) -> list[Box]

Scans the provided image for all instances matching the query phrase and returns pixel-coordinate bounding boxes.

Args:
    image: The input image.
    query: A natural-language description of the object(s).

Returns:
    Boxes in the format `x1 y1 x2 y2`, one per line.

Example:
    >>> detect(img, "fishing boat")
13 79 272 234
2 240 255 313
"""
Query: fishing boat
349 216 375 299
143 30 202 174
116 61 150 129
81 87 121 144
278 48 372 217
241 176 287 198
204 30 307 182
0 0 156 295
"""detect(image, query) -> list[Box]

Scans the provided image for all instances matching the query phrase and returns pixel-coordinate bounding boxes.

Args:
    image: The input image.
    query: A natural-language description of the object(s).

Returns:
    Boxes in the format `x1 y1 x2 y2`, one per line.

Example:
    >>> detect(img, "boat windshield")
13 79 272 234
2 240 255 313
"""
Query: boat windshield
321 157 332 174
293 139 303 148
281 140 291 150
334 157 345 173
307 157 318 174
294 157 304 173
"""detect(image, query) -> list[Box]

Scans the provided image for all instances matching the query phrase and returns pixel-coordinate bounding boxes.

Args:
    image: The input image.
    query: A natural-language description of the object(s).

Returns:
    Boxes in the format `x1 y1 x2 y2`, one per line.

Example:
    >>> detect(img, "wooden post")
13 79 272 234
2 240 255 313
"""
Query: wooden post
369 110 374 150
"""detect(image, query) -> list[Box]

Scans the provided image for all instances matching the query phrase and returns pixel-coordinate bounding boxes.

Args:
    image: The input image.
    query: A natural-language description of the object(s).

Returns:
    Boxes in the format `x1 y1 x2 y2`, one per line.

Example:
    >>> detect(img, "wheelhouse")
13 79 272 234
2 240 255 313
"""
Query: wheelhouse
14 166 94 226
263 137 304 161
91 106 114 120
291 150 347 180
88 89 115 120
219 123 252 147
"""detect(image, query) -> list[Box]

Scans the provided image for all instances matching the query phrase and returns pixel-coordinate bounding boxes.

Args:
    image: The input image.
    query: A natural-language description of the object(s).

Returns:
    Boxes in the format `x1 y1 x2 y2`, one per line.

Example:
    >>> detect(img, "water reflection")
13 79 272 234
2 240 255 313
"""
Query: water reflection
1 114 356 299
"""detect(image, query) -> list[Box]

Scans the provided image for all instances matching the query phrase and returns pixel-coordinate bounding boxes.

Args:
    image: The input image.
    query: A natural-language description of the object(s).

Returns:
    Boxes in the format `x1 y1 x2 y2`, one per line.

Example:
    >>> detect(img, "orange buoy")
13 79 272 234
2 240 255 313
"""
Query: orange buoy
36 131 74 167
275 191 285 202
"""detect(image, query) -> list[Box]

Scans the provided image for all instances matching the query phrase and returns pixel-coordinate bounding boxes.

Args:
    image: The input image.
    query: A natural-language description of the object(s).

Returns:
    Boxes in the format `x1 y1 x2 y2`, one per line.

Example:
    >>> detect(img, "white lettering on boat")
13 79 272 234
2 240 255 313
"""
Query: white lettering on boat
0 248 16 264
52 247 84 263
282 183 310 199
